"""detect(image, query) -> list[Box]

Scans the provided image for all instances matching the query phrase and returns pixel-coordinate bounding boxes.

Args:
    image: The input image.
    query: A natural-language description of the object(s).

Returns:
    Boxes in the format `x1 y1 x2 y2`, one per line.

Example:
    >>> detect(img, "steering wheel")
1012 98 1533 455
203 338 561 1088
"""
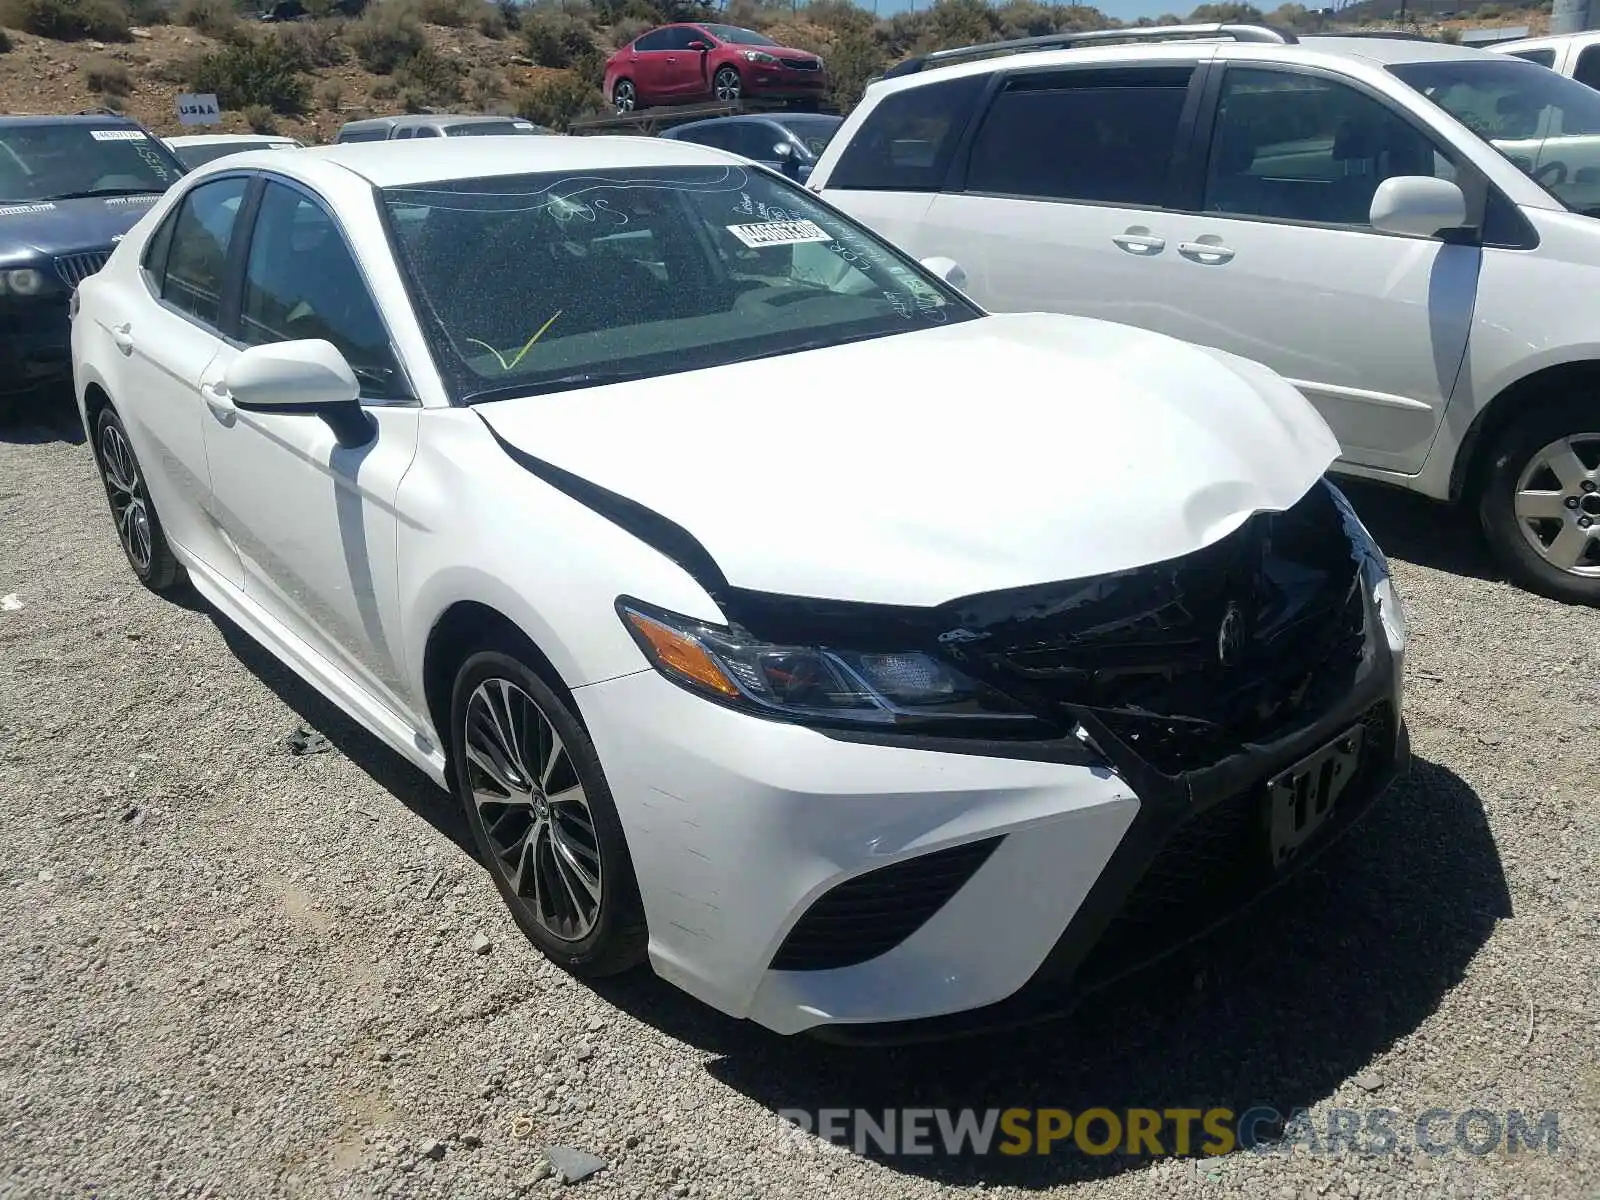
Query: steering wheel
1532 159 1568 186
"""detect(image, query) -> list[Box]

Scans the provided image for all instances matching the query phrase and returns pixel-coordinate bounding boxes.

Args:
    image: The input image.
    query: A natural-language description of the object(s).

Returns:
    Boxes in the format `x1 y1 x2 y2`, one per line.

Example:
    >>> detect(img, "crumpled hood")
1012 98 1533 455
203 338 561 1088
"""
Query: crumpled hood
476 312 1341 607
0 194 161 260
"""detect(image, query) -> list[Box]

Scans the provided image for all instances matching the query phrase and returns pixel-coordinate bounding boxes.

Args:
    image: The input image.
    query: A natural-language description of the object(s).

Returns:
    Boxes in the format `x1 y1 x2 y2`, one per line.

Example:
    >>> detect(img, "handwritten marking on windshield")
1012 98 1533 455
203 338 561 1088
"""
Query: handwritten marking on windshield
466 310 563 372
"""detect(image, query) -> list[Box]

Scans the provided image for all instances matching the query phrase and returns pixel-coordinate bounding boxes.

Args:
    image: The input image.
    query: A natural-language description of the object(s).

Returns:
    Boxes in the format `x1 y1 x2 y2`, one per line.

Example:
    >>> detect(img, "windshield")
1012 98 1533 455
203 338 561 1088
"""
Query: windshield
382 165 980 403
0 123 184 203
171 140 292 168
774 115 843 157
446 121 539 137
1392 58 1600 218
703 24 778 46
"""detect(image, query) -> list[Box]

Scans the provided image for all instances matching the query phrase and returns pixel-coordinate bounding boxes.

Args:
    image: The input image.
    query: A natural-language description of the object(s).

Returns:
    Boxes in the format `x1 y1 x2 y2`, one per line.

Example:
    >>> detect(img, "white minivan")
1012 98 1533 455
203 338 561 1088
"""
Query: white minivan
810 26 1600 606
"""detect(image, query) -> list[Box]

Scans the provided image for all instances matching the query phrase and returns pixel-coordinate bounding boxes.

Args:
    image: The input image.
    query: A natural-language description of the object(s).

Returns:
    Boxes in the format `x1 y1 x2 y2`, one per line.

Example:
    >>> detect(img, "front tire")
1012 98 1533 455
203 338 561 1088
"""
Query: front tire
450 647 647 977
1477 396 1600 606
713 66 742 102
93 405 182 593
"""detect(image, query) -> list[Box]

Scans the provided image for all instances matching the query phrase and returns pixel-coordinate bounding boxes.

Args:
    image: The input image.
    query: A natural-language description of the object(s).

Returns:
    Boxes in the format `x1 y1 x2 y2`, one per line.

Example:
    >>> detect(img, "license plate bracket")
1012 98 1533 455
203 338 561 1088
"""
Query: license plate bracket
1266 723 1365 870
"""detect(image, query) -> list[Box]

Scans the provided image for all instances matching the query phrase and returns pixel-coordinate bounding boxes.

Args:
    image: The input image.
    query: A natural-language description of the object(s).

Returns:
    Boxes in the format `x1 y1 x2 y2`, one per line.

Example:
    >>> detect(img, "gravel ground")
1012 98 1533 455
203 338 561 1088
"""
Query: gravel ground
1 404 1596 1200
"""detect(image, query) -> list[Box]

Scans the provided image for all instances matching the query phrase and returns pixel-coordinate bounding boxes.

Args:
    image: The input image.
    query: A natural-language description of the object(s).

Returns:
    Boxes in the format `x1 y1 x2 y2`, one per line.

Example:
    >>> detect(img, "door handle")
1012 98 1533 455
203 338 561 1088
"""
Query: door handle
110 323 134 354
1178 240 1235 264
200 381 233 418
1112 230 1166 255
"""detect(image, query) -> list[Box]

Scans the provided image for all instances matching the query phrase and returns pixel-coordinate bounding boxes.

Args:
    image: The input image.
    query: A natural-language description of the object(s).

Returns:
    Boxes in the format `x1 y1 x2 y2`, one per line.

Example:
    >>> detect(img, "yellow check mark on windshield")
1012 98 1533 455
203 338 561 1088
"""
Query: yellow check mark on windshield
467 310 563 373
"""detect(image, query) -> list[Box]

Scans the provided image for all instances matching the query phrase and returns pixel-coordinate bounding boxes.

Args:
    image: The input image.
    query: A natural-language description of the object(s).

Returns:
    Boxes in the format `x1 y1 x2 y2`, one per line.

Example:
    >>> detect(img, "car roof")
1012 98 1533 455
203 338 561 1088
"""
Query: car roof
0 113 147 128
870 32 1501 95
165 133 296 146
229 134 738 188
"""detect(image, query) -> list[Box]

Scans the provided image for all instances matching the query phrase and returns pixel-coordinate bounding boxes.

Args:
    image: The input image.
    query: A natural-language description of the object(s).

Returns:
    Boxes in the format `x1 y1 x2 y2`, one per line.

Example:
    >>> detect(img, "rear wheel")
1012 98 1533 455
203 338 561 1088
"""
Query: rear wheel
1477 397 1600 606
450 647 647 976
94 405 182 593
612 78 636 113
713 66 742 102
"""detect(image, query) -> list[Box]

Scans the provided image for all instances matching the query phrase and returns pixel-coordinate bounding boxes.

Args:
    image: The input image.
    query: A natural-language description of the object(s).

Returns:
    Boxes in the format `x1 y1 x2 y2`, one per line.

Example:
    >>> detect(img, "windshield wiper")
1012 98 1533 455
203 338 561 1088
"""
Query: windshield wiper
463 368 659 404
45 187 165 201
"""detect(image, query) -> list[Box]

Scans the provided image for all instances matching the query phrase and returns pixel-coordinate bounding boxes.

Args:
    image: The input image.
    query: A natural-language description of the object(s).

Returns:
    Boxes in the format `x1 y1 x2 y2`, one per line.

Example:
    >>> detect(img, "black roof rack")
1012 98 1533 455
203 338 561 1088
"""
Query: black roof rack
880 22 1298 79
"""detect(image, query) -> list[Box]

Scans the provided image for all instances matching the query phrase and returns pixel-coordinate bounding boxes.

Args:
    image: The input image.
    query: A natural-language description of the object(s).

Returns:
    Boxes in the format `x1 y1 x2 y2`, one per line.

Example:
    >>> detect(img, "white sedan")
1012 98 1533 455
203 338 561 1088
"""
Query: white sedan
70 136 1409 1039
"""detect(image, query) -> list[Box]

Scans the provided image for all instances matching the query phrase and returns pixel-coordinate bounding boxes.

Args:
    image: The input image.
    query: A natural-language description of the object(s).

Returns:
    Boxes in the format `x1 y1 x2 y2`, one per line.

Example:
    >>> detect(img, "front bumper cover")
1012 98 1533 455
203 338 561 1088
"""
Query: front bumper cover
1 299 73 395
806 634 1408 1045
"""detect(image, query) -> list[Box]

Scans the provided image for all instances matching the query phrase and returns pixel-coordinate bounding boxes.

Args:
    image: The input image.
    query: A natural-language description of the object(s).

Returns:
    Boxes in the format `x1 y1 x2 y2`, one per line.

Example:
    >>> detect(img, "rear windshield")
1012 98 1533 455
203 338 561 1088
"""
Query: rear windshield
774 114 843 156
1392 57 1600 218
172 141 293 168
381 164 980 404
445 121 539 137
0 123 184 203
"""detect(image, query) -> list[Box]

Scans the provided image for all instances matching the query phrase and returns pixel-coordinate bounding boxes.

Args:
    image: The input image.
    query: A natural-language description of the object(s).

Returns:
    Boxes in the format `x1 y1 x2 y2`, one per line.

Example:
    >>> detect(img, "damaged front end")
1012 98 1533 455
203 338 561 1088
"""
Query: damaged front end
654 478 1409 1041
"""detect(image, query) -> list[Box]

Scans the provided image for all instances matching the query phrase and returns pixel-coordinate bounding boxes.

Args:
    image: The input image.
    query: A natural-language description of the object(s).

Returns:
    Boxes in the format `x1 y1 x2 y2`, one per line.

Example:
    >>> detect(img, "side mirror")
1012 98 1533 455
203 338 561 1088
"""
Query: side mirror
772 141 793 157
1369 176 1468 239
920 256 967 290
225 339 373 444
686 39 709 50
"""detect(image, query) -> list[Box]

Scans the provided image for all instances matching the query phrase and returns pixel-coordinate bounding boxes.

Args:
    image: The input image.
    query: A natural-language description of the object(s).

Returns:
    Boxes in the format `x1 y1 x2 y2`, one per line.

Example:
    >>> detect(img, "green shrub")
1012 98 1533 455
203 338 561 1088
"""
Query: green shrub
520 8 591 68
463 63 503 104
346 2 425 72
0 25 12 49
190 36 310 113
84 53 132 92
608 13 648 46
275 15 345 65
314 75 344 106
392 40 461 104
368 74 398 99
242 102 276 131
475 0 504 36
0 0 133 42
416 0 470 23
173 0 234 35
515 69 599 129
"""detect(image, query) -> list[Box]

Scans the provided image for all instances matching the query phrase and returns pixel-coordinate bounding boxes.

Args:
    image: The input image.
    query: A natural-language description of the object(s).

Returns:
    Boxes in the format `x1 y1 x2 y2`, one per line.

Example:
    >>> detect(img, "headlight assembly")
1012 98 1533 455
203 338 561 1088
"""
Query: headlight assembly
741 50 780 64
617 599 1040 732
0 267 47 296
1326 481 1406 654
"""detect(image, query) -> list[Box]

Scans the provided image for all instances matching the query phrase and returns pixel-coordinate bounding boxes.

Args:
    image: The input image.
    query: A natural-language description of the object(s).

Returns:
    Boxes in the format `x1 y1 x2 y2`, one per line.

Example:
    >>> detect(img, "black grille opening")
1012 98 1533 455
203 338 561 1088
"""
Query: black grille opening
946 482 1366 776
770 836 1004 972
1071 700 1395 992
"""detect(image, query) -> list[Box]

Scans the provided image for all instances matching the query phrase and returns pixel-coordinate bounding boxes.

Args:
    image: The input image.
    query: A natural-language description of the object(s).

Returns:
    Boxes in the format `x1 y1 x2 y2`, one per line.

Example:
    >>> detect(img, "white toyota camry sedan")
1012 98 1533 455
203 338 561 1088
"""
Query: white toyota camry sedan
70 136 1409 1041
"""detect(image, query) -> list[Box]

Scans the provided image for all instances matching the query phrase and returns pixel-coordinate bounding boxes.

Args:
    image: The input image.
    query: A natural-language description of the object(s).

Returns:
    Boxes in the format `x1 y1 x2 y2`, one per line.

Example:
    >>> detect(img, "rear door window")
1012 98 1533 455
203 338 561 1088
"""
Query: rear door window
826 74 986 191
158 175 249 328
964 66 1195 206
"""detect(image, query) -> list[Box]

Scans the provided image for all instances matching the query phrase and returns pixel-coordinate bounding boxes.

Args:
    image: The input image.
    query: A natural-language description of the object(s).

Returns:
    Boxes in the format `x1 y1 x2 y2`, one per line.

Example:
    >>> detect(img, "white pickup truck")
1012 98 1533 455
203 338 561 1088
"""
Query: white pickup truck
1493 30 1600 90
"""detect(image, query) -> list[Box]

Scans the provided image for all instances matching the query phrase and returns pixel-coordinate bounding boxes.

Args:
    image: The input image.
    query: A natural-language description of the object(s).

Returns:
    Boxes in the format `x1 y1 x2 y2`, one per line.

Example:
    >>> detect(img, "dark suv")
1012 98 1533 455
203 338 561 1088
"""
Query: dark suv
0 112 186 423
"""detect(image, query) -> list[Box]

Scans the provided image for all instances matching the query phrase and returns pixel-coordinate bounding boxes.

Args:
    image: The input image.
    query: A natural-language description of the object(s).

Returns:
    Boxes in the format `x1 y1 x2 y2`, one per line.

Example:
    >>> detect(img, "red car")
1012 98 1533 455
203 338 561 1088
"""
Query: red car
603 23 827 113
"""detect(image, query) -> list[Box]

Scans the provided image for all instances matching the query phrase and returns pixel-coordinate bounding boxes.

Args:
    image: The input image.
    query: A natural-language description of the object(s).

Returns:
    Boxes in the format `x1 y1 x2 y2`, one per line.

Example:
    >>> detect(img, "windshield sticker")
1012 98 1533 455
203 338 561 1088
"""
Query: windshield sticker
104 195 158 207
90 129 148 142
726 219 832 249
0 203 56 217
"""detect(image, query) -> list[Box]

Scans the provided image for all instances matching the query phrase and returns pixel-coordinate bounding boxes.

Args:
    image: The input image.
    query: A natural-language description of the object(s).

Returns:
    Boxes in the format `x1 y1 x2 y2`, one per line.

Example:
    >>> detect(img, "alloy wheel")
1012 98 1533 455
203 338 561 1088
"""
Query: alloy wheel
714 70 741 102
614 81 635 113
100 422 153 574
1512 433 1600 576
463 677 603 941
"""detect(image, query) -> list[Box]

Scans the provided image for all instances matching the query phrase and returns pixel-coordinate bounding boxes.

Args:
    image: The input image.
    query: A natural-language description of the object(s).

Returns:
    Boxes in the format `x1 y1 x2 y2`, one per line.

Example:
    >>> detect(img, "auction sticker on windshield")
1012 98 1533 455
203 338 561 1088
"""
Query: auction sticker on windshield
89 130 148 142
726 219 833 249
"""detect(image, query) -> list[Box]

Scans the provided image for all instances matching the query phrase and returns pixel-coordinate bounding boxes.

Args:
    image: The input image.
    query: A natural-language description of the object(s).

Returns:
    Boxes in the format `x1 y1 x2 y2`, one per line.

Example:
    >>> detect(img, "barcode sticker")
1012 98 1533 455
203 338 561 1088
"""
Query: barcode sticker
726 219 833 249
89 129 147 142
